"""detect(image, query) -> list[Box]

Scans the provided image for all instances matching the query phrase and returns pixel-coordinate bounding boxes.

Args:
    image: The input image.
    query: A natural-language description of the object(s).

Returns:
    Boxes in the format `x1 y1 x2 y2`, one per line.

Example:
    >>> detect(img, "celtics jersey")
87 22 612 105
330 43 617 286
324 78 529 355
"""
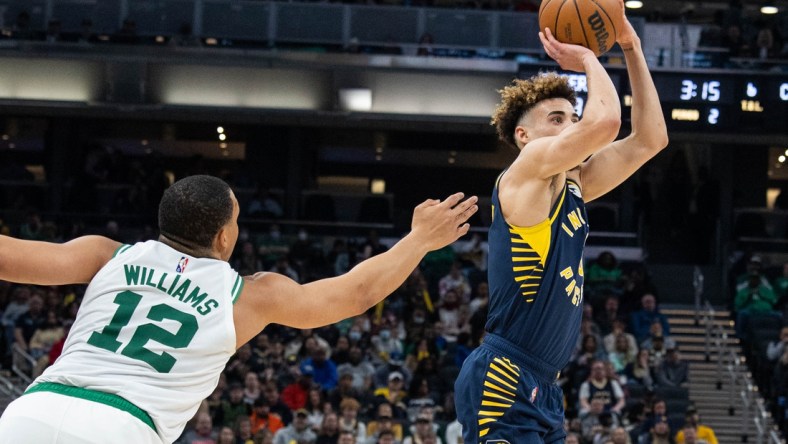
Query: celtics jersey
485 177 589 371
35 240 243 443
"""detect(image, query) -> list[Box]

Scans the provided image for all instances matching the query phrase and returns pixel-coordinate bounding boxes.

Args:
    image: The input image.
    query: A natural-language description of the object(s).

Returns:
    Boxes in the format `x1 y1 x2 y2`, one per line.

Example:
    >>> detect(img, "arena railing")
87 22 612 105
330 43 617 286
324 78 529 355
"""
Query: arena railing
10 343 34 388
703 300 783 443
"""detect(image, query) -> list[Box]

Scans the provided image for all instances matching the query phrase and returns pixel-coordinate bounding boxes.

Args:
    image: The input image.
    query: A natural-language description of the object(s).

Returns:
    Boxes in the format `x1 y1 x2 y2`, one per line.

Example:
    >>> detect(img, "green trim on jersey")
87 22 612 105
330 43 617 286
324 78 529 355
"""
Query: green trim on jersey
26 382 157 432
113 244 132 258
231 275 244 304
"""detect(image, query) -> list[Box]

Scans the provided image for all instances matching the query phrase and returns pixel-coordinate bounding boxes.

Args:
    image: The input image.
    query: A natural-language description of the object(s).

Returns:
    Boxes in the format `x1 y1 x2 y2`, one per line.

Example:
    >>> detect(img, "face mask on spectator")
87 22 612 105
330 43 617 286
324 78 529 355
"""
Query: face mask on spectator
349 331 362 342
380 330 391 340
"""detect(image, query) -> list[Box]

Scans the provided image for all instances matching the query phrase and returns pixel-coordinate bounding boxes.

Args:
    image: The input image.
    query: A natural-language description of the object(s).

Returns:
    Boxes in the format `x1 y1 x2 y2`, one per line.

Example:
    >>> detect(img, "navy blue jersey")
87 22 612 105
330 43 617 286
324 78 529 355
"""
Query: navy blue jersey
485 175 589 371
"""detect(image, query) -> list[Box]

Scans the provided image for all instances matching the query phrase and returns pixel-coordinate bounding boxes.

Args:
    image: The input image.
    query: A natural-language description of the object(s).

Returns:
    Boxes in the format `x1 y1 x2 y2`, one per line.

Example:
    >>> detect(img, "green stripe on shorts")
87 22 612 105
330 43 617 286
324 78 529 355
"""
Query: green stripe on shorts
25 382 157 433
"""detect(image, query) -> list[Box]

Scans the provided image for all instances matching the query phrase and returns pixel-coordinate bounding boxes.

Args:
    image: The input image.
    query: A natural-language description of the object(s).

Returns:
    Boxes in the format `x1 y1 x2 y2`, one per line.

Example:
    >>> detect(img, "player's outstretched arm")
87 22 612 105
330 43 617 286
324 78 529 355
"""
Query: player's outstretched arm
516 28 621 180
232 193 478 347
577 8 669 202
0 235 120 285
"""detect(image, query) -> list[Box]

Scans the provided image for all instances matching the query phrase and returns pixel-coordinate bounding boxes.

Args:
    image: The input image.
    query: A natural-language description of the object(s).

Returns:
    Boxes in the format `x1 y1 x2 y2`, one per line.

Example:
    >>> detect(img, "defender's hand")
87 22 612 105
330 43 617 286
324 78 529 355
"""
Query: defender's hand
411 193 478 251
539 28 595 72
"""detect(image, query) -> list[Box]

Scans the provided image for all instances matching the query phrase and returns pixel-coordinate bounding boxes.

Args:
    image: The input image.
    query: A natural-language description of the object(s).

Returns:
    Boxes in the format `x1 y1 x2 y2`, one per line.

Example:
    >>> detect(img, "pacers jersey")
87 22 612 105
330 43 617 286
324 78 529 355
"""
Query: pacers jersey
35 240 243 443
485 176 589 371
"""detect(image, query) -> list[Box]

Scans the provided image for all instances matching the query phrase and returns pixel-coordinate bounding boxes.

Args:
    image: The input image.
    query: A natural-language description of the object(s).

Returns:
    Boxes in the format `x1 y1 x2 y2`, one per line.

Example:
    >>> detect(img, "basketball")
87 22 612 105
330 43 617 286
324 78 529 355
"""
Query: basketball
538 0 622 57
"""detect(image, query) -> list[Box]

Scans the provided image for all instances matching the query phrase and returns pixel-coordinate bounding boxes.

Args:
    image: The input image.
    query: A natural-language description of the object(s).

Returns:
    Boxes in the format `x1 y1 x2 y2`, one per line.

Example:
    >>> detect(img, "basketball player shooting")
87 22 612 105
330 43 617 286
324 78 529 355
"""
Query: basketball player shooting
454 1 668 442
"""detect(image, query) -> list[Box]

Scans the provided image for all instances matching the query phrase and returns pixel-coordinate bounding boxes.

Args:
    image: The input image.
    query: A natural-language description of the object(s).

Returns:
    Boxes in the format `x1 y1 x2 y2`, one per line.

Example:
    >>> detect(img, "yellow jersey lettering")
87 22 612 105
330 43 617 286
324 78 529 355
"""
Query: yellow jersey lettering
567 211 582 230
565 279 576 296
560 267 573 279
575 208 586 225
561 223 574 237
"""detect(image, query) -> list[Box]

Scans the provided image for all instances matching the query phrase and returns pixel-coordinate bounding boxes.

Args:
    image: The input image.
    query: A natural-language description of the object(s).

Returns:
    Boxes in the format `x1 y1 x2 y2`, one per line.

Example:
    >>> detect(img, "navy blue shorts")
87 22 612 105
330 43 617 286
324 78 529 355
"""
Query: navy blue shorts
454 334 566 444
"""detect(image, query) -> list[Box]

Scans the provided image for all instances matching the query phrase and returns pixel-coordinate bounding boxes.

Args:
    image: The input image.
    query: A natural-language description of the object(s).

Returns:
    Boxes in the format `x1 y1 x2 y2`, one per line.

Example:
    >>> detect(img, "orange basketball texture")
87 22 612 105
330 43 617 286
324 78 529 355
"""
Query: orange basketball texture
538 0 621 57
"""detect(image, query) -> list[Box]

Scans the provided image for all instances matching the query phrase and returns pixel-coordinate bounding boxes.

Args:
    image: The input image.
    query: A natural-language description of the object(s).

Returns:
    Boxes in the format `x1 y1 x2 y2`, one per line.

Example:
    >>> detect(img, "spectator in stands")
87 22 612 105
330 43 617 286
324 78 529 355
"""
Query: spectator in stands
604 317 638 356
301 346 338 391
436 289 469 343
406 375 437 423
565 433 581 444
249 397 285 436
443 406 462 444
13 292 45 353
316 412 341 444
218 425 235 444
243 371 263 405
610 426 632 444
28 309 64 377
273 409 317 444
735 256 772 292
403 412 442 444
178 412 217 444
373 352 412 389
597 294 623 336
643 416 672 444
376 430 397 444
305 387 327 432
247 188 283 219
337 346 375 392
265 382 294 425
227 343 265 383
257 224 290 268
416 33 434 57
404 337 439 374
768 326 788 362
580 398 620 443
217 382 250 428
735 270 779 339
578 359 626 417
621 264 656 315
282 366 312 411
624 348 655 391
654 345 689 388
366 403 404 444
236 416 254 443
587 251 624 297
755 19 775 59
371 323 404 366
374 371 408 419
270 256 300 283
234 241 263 276
438 261 471 303
338 397 367 442
2 286 30 357
361 230 389 260
631 294 671 344
608 332 638 375
674 406 717 444
46 319 71 367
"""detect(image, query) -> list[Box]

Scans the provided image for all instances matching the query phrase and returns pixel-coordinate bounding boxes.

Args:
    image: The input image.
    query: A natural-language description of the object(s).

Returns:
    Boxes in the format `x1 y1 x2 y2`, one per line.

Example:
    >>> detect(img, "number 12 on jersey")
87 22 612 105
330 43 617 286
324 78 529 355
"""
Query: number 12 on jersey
87 291 198 373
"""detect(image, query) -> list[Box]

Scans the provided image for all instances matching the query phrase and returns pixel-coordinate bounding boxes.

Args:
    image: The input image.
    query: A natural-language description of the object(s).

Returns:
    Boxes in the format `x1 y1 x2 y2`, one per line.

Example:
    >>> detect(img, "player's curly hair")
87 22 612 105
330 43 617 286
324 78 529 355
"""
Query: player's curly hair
159 175 234 249
491 73 576 150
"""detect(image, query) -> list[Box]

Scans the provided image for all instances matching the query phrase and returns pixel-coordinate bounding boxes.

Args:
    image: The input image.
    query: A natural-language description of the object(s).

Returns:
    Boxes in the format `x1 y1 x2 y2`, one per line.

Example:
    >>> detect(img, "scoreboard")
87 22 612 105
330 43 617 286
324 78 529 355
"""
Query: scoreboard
517 65 788 134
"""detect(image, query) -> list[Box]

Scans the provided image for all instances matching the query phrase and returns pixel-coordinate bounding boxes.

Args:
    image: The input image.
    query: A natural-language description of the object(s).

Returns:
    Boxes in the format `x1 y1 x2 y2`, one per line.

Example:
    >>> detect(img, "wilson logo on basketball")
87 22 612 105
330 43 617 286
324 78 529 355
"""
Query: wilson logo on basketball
587 11 609 54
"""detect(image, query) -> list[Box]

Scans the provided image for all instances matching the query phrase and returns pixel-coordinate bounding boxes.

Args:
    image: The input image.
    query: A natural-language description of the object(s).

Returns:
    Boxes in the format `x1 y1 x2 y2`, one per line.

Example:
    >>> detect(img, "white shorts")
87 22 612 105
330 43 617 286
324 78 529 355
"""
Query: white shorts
0 391 163 444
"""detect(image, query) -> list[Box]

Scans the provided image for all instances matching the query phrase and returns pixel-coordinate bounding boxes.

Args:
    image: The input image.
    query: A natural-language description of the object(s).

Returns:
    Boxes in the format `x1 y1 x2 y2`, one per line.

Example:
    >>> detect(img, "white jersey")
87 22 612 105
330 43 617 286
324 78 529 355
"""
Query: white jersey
35 240 243 443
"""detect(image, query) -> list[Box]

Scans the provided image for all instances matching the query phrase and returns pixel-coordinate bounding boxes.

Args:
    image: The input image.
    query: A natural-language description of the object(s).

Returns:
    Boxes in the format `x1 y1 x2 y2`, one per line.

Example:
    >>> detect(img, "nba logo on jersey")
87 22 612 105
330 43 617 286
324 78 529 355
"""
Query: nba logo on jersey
530 387 538 402
176 256 189 273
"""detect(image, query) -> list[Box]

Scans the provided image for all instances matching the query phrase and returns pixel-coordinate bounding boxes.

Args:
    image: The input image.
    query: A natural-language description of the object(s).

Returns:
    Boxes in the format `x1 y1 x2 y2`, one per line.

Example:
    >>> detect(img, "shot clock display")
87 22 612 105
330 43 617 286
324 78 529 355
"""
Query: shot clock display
516 64 787 134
